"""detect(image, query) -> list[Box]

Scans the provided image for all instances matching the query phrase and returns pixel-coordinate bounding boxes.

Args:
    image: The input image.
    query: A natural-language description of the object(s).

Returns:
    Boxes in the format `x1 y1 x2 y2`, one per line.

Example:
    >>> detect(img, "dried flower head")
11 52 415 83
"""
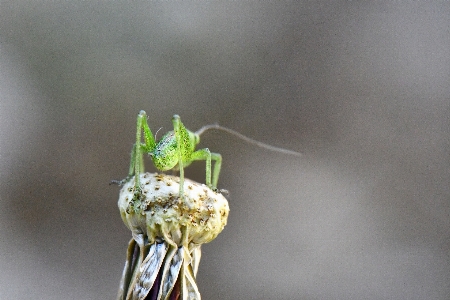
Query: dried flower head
117 173 229 300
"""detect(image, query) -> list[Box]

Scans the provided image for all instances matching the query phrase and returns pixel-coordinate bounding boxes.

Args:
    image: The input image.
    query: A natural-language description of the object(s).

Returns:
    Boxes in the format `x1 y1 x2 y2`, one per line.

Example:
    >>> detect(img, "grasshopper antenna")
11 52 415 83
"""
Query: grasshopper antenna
195 124 302 156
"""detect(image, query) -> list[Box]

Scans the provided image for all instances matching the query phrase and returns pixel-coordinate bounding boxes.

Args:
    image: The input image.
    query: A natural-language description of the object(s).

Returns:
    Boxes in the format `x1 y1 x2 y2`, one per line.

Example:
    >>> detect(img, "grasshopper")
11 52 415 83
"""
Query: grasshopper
114 110 301 201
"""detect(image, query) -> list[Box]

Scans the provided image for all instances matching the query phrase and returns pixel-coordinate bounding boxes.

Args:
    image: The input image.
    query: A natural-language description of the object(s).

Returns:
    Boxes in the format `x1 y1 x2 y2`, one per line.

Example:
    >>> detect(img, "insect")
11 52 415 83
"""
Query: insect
115 110 301 201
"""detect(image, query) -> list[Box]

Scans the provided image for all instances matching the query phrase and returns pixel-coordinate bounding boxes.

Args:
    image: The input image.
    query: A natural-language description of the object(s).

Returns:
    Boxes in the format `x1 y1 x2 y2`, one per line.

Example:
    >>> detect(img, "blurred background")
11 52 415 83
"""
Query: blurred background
1 1 449 299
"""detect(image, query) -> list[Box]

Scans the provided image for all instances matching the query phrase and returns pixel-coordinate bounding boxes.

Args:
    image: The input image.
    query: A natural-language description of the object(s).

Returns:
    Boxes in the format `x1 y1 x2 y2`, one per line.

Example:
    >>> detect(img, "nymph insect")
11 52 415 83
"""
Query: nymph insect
115 110 301 200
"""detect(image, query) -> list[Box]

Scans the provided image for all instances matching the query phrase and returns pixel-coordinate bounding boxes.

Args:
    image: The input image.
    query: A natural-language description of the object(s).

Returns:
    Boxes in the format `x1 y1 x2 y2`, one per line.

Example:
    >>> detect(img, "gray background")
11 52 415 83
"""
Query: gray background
1 1 449 299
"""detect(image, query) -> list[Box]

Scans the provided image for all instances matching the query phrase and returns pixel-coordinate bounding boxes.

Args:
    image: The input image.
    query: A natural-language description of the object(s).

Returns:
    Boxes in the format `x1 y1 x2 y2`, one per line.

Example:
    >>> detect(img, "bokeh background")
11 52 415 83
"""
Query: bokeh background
1 1 449 299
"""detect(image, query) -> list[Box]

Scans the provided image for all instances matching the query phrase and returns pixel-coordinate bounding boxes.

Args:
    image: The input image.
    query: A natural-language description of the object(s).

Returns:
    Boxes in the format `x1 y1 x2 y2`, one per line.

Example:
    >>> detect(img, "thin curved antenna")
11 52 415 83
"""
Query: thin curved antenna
154 127 163 140
195 124 302 156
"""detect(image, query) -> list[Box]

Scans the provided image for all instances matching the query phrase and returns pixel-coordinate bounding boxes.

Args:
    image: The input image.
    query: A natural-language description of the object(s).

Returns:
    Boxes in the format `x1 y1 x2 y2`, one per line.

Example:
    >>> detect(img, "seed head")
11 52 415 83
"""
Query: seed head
118 173 229 247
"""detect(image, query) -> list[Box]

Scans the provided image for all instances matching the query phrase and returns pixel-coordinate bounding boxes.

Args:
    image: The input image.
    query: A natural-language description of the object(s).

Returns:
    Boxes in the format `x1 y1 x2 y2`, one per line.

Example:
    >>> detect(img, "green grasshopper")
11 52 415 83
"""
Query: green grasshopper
115 110 301 201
